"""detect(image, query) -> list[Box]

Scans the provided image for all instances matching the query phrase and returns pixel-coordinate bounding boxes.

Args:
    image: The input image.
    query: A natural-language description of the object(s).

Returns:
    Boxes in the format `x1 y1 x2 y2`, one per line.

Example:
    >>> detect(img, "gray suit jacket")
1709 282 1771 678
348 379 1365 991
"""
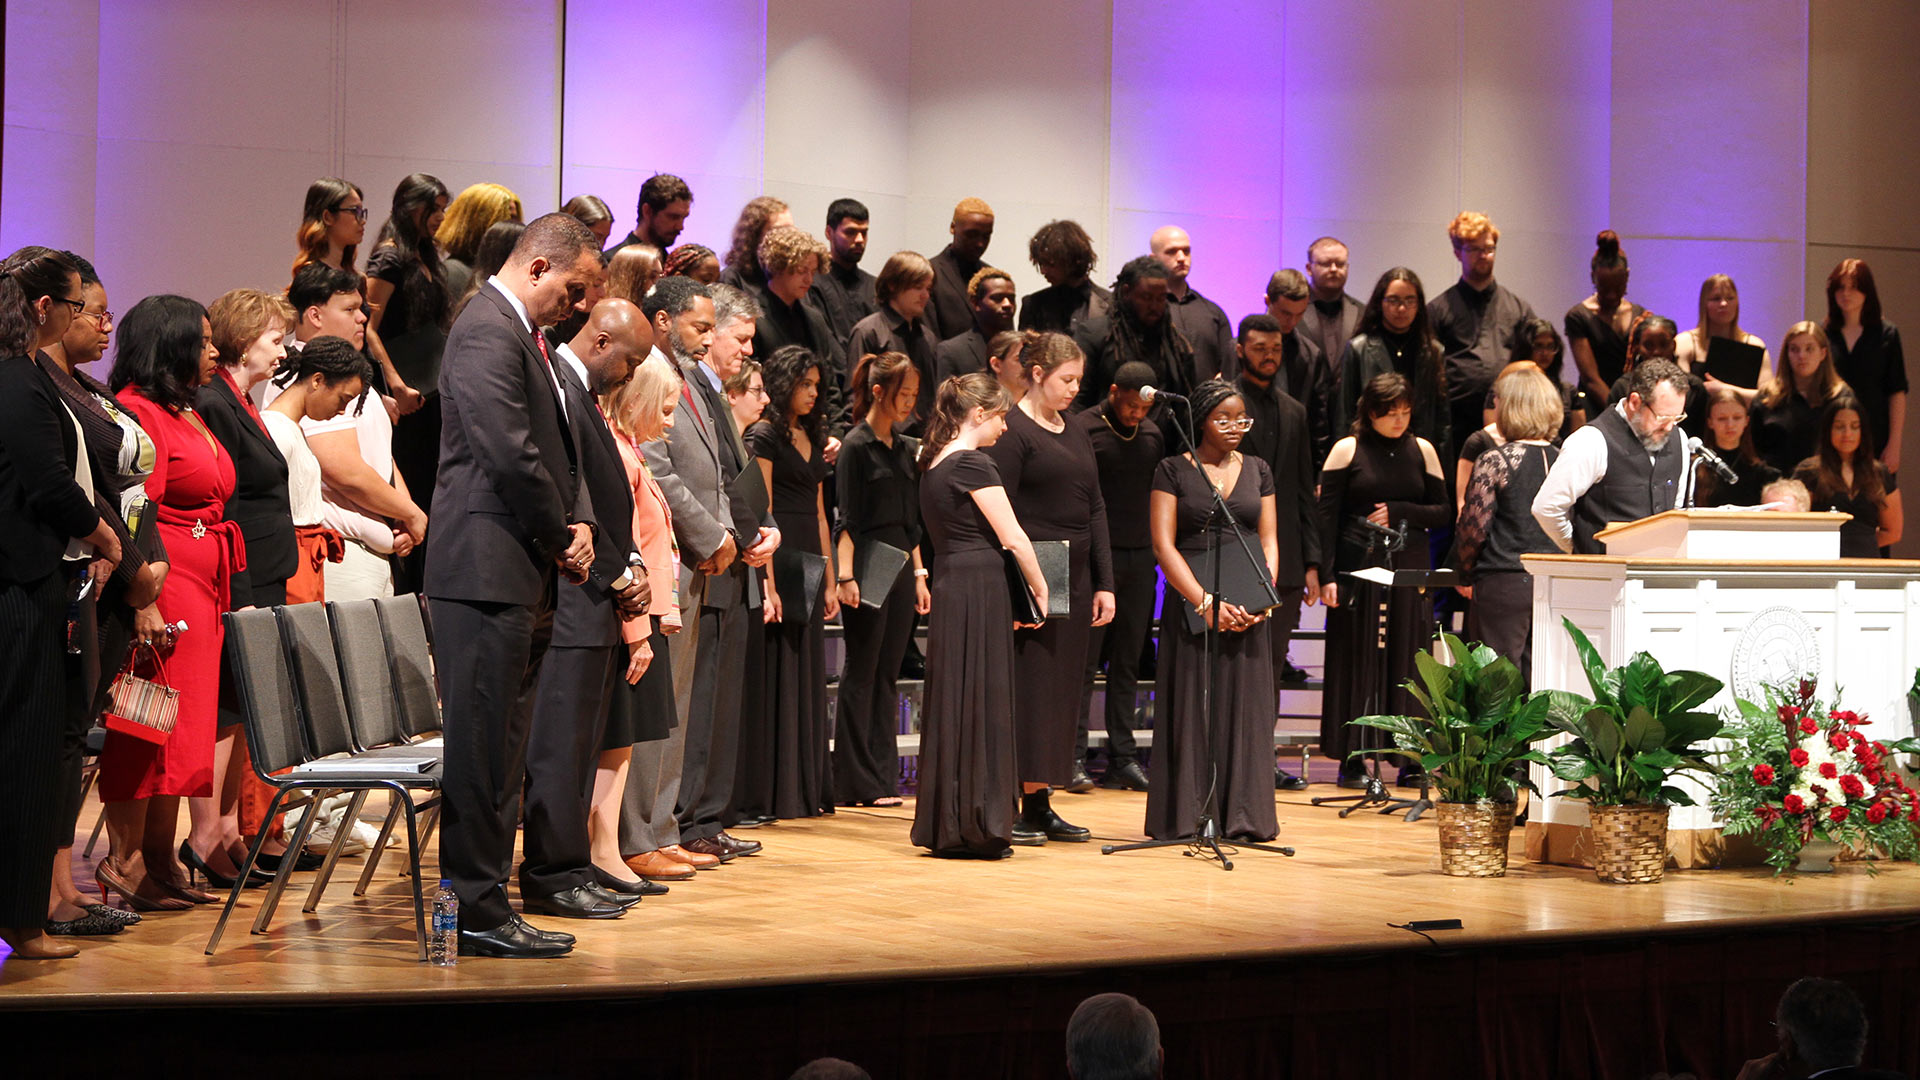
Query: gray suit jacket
641 354 738 609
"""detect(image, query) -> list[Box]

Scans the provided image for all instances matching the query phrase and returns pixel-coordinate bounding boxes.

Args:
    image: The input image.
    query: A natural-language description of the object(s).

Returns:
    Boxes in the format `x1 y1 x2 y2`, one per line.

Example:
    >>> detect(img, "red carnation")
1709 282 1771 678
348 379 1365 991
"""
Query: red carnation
1830 805 1850 823
1839 774 1866 799
1790 748 1811 767
1800 715 1820 736
1752 764 1776 785
1784 794 1806 814
1867 802 1890 824
1831 731 1852 751
1819 762 1839 779
1832 709 1865 726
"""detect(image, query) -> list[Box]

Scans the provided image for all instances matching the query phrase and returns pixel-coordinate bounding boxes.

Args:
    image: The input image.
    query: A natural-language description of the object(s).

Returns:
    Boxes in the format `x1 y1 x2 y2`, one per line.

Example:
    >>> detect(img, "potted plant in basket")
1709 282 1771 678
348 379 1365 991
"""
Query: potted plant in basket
1538 618 1724 884
1350 632 1553 877
1712 675 1920 874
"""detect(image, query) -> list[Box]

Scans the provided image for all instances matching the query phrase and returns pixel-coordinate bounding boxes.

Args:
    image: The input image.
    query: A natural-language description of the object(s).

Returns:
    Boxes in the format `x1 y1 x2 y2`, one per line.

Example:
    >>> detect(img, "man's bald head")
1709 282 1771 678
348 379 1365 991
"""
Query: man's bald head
1150 226 1192 287
571 297 655 392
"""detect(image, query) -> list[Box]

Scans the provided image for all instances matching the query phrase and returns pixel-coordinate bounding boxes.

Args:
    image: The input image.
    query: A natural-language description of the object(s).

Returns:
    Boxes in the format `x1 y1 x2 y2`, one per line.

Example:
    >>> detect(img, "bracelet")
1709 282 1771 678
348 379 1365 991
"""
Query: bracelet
913 569 930 578
837 576 854 584
1194 593 1214 613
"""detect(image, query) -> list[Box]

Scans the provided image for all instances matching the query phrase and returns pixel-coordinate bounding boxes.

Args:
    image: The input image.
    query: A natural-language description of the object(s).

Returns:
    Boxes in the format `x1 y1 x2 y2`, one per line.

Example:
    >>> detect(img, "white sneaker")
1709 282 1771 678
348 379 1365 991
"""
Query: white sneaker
352 818 399 850
304 820 369 857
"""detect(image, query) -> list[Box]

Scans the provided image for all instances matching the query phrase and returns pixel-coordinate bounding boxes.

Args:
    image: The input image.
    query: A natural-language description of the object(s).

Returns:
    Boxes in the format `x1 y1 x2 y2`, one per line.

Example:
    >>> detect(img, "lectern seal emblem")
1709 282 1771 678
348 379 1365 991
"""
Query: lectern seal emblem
1730 606 1819 704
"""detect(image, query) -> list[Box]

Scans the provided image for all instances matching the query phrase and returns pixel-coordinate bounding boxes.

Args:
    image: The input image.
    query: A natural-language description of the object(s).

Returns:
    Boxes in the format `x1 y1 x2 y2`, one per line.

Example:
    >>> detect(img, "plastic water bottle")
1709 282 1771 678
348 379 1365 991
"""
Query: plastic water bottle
429 880 459 966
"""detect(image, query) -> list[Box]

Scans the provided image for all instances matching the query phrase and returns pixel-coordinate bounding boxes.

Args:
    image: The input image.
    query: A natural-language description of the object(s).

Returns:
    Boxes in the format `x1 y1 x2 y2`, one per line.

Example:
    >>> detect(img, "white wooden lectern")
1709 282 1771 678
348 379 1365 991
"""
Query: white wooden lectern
1521 510 1920 868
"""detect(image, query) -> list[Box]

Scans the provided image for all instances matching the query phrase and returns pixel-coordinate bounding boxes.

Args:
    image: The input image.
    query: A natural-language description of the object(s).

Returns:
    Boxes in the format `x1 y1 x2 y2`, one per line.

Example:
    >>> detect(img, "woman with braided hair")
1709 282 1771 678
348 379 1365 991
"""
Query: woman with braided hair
662 243 721 285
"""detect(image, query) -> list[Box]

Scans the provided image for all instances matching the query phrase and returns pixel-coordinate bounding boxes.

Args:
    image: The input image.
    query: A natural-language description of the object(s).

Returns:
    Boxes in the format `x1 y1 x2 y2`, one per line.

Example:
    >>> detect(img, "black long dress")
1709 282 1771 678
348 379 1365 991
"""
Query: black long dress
747 421 834 819
832 421 921 805
1144 454 1280 842
1317 429 1452 766
983 406 1112 787
912 450 1017 858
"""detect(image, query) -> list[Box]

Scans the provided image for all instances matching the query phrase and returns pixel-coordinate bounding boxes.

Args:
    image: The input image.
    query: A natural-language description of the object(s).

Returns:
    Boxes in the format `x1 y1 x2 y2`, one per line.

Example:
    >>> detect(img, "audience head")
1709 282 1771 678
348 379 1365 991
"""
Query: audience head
759 225 827 303
706 282 760 378
1236 313 1285 386
1448 211 1500 284
1761 477 1811 511
293 176 365 276
1589 229 1629 306
825 198 871 267
1355 371 1414 438
1029 220 1098 286
920 371 1014 468
1705 387 1761 463
562 193 615 248
1492 365 1562 443
53 251 112 367
1696 273 1743 337
1114 256 1172 328
287 263 368 348
663 243 721 285
1624 358 1688 449
1510 315 1564 375
850 350 919 422
208 287 296 388
1107 361 1155 428
967 267 1016 334
787 1058 871 1080
1065 992 1162 1080
762 343 824 440
987 330 1028 397
949 197 996 261
1022 331 1085 412
0 245 82 356
637 173 694 248
607 352 682 443
1361 266 1433 340
109 294 216 410
876 251 936 321
606 244 665 306
504 212 603 327
724 358 767 429
643 275 716 365
729 195 794 277
569 298 651 393
436 183 523 264
1148 226 1193 288
1773 977 1871 1072
1264 269 1310 333
1825 258 1881 332
1627 313 1679 366
377 172 451 271
1306 236 1350 299
272 334 373 420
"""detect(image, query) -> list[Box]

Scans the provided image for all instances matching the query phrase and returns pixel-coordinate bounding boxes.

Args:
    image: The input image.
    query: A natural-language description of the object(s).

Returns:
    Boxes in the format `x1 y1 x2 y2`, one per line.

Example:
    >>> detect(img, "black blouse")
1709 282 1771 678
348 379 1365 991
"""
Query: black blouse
1794 460 1896 559
983 406 1113 592
1829 321 1907 456
1564 301 1646 389
835 421 921 553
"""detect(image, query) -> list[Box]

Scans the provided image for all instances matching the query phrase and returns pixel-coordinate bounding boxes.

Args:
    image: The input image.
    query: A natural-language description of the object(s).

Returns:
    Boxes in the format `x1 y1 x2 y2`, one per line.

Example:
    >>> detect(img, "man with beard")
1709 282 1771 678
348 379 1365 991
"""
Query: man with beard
927 197 995 340
1150 226 1237 383
1263 268 1335 467
1532 359 1689 554
1429 212 1538 460
606 173 693 262
933 267 1016 383
809 198 877 342
1073 256 1196 432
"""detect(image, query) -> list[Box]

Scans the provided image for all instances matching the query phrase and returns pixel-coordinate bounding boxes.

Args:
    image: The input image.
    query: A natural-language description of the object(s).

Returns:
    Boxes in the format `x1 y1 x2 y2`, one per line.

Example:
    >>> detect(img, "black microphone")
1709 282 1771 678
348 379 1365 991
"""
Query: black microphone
1687 436 1740 484
1138 385 1187 403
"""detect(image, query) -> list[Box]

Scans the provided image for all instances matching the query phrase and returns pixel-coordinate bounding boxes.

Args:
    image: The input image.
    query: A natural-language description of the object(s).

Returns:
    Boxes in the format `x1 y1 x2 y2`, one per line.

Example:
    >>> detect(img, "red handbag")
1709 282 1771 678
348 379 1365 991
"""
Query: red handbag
102 642 181 745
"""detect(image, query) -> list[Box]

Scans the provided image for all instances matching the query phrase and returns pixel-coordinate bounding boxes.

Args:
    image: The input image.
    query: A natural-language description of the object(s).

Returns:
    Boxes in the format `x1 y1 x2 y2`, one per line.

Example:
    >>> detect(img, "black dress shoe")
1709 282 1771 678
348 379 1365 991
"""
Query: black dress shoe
1021 789 1090 842
1278 658 1311 685
519 916 575 946
593 866 669 897
582 881 644 909
1066 759 1095 794
458 916 573 958
898 643 927 680
255 848 326 873
521 884 629 920
1336 768 1370 790
1100 759 1151 791
1274 768 1309 791
1010 822 1048 846
713 832 762 857
730 813 777 829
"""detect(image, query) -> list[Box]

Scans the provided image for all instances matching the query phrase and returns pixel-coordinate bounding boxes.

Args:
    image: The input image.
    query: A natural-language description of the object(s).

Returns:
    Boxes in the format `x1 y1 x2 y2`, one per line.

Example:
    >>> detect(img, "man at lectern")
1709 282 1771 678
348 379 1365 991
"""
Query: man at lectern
1531 359 1689 554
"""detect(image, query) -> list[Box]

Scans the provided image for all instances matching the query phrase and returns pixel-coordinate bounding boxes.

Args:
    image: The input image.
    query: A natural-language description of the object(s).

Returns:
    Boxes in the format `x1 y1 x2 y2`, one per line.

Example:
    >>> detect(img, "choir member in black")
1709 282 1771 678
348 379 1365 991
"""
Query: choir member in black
1073 256 1196 420
1428 212 1536 460
1456 366 1563 684
1297 237 1364 391
606 173 692 262
1825 258 1907 471
721 196 792 291
985 332 1115 843
1332 268 1449 456
1151 226 1237 383
1073 362 1164 794
1145 379 1282 840
810 198 877 344
933 268 1016 384
1696 388 1778 507
662 242 720 285
1606 315 1707 442
561 193 613 249
746 345 839 818
928 198 995 341
832 353 929 807
849 251 939 430
1676 274 1773 404
1565 230 1645 405
1020 220 1109 335
987 330 1029 404
1793 395 1901 558
1318 373 1452 787
1505 317 1587 439
1234 314 1323 787
749 226 846 444
1262 269 1334 466
912 374 1046 858
1751 322 1849 475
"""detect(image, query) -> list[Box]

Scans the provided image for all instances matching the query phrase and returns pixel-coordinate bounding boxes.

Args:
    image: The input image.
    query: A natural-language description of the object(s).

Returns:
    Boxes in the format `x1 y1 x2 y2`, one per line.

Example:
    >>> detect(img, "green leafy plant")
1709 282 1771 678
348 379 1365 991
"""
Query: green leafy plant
1539 618 1725 807
1349 632 1553 805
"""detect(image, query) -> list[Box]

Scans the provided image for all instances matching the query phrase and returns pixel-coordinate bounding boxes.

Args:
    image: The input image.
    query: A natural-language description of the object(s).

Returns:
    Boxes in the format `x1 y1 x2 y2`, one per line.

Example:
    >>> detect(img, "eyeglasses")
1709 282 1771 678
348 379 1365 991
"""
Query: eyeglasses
332 204 369 223
1463 243 1497 256
1209 417 1255 432
1381 296 1420 308
51 295 86 314
79 308 114 328
1653 411 1688 425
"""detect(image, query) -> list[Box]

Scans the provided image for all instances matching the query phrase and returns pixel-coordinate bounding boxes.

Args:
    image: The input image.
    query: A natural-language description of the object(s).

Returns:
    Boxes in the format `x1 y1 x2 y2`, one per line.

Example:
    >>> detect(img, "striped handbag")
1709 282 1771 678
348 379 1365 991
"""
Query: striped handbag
103 643 181 745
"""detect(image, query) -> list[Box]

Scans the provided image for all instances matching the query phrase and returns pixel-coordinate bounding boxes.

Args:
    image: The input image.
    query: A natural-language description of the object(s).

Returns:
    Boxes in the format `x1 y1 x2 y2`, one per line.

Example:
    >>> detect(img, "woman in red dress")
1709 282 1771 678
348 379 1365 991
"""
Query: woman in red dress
96 295 238 911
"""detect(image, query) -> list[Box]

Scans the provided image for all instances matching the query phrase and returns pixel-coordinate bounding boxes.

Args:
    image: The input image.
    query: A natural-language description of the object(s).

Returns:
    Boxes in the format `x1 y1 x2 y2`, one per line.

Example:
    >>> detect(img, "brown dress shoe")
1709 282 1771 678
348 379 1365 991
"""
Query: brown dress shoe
658 843 721 870
681 836 738 863
625 850 697 881
714 832 763 857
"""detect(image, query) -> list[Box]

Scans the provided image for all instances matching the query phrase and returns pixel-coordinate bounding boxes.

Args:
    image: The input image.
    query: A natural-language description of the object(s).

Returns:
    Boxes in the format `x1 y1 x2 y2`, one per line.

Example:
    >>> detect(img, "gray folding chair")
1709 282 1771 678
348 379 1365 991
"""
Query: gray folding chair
328 598 442 896
375 594 442 739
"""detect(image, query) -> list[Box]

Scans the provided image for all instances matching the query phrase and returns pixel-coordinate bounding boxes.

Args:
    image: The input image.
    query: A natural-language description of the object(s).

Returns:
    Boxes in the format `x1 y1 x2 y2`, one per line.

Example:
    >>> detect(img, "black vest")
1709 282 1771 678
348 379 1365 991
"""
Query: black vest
1572 406 1681 554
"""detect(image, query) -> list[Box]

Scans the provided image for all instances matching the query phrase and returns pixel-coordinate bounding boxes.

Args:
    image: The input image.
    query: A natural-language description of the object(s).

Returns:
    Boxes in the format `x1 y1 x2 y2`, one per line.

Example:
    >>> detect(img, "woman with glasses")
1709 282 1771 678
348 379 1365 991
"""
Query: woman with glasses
1331 268 1449 457
982 331 1113 846
1318 372 1450 789
291 177 366 279
1144 379 1282 842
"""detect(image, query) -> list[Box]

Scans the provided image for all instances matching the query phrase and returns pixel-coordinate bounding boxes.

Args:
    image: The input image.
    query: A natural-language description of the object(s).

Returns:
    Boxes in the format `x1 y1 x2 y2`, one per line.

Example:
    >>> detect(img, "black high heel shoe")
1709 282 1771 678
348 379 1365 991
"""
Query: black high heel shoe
254 848 325 874
179 842 269 890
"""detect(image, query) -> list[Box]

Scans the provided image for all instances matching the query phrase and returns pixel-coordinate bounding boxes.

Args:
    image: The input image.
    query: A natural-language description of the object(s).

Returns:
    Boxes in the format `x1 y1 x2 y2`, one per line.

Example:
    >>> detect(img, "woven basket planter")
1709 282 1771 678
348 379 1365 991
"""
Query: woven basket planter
1434 801 1516 877
1586 803 1671 884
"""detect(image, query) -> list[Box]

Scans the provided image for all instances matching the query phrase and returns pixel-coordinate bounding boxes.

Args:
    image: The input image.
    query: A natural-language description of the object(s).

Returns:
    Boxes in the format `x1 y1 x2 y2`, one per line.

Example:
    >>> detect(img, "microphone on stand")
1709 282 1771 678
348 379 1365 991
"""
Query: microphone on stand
1687 436 1740 484
1138 385 1187 404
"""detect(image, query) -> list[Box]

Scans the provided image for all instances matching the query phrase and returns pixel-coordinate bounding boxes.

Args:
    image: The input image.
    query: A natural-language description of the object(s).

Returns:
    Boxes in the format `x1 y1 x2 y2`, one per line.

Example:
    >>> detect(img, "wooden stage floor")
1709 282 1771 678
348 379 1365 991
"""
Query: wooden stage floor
7 783 1920 1010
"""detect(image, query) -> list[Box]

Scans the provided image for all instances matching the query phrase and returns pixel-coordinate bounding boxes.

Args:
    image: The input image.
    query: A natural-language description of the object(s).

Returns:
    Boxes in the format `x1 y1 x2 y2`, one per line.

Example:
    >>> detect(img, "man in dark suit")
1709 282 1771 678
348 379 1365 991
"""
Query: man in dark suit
1736 977 1909 1080
1264 269 1335 468
1235 314 1323 789
927 197 995 341
519 298 654 920
1295 237 1364 384
426 213 606 958
933 268 1016 384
